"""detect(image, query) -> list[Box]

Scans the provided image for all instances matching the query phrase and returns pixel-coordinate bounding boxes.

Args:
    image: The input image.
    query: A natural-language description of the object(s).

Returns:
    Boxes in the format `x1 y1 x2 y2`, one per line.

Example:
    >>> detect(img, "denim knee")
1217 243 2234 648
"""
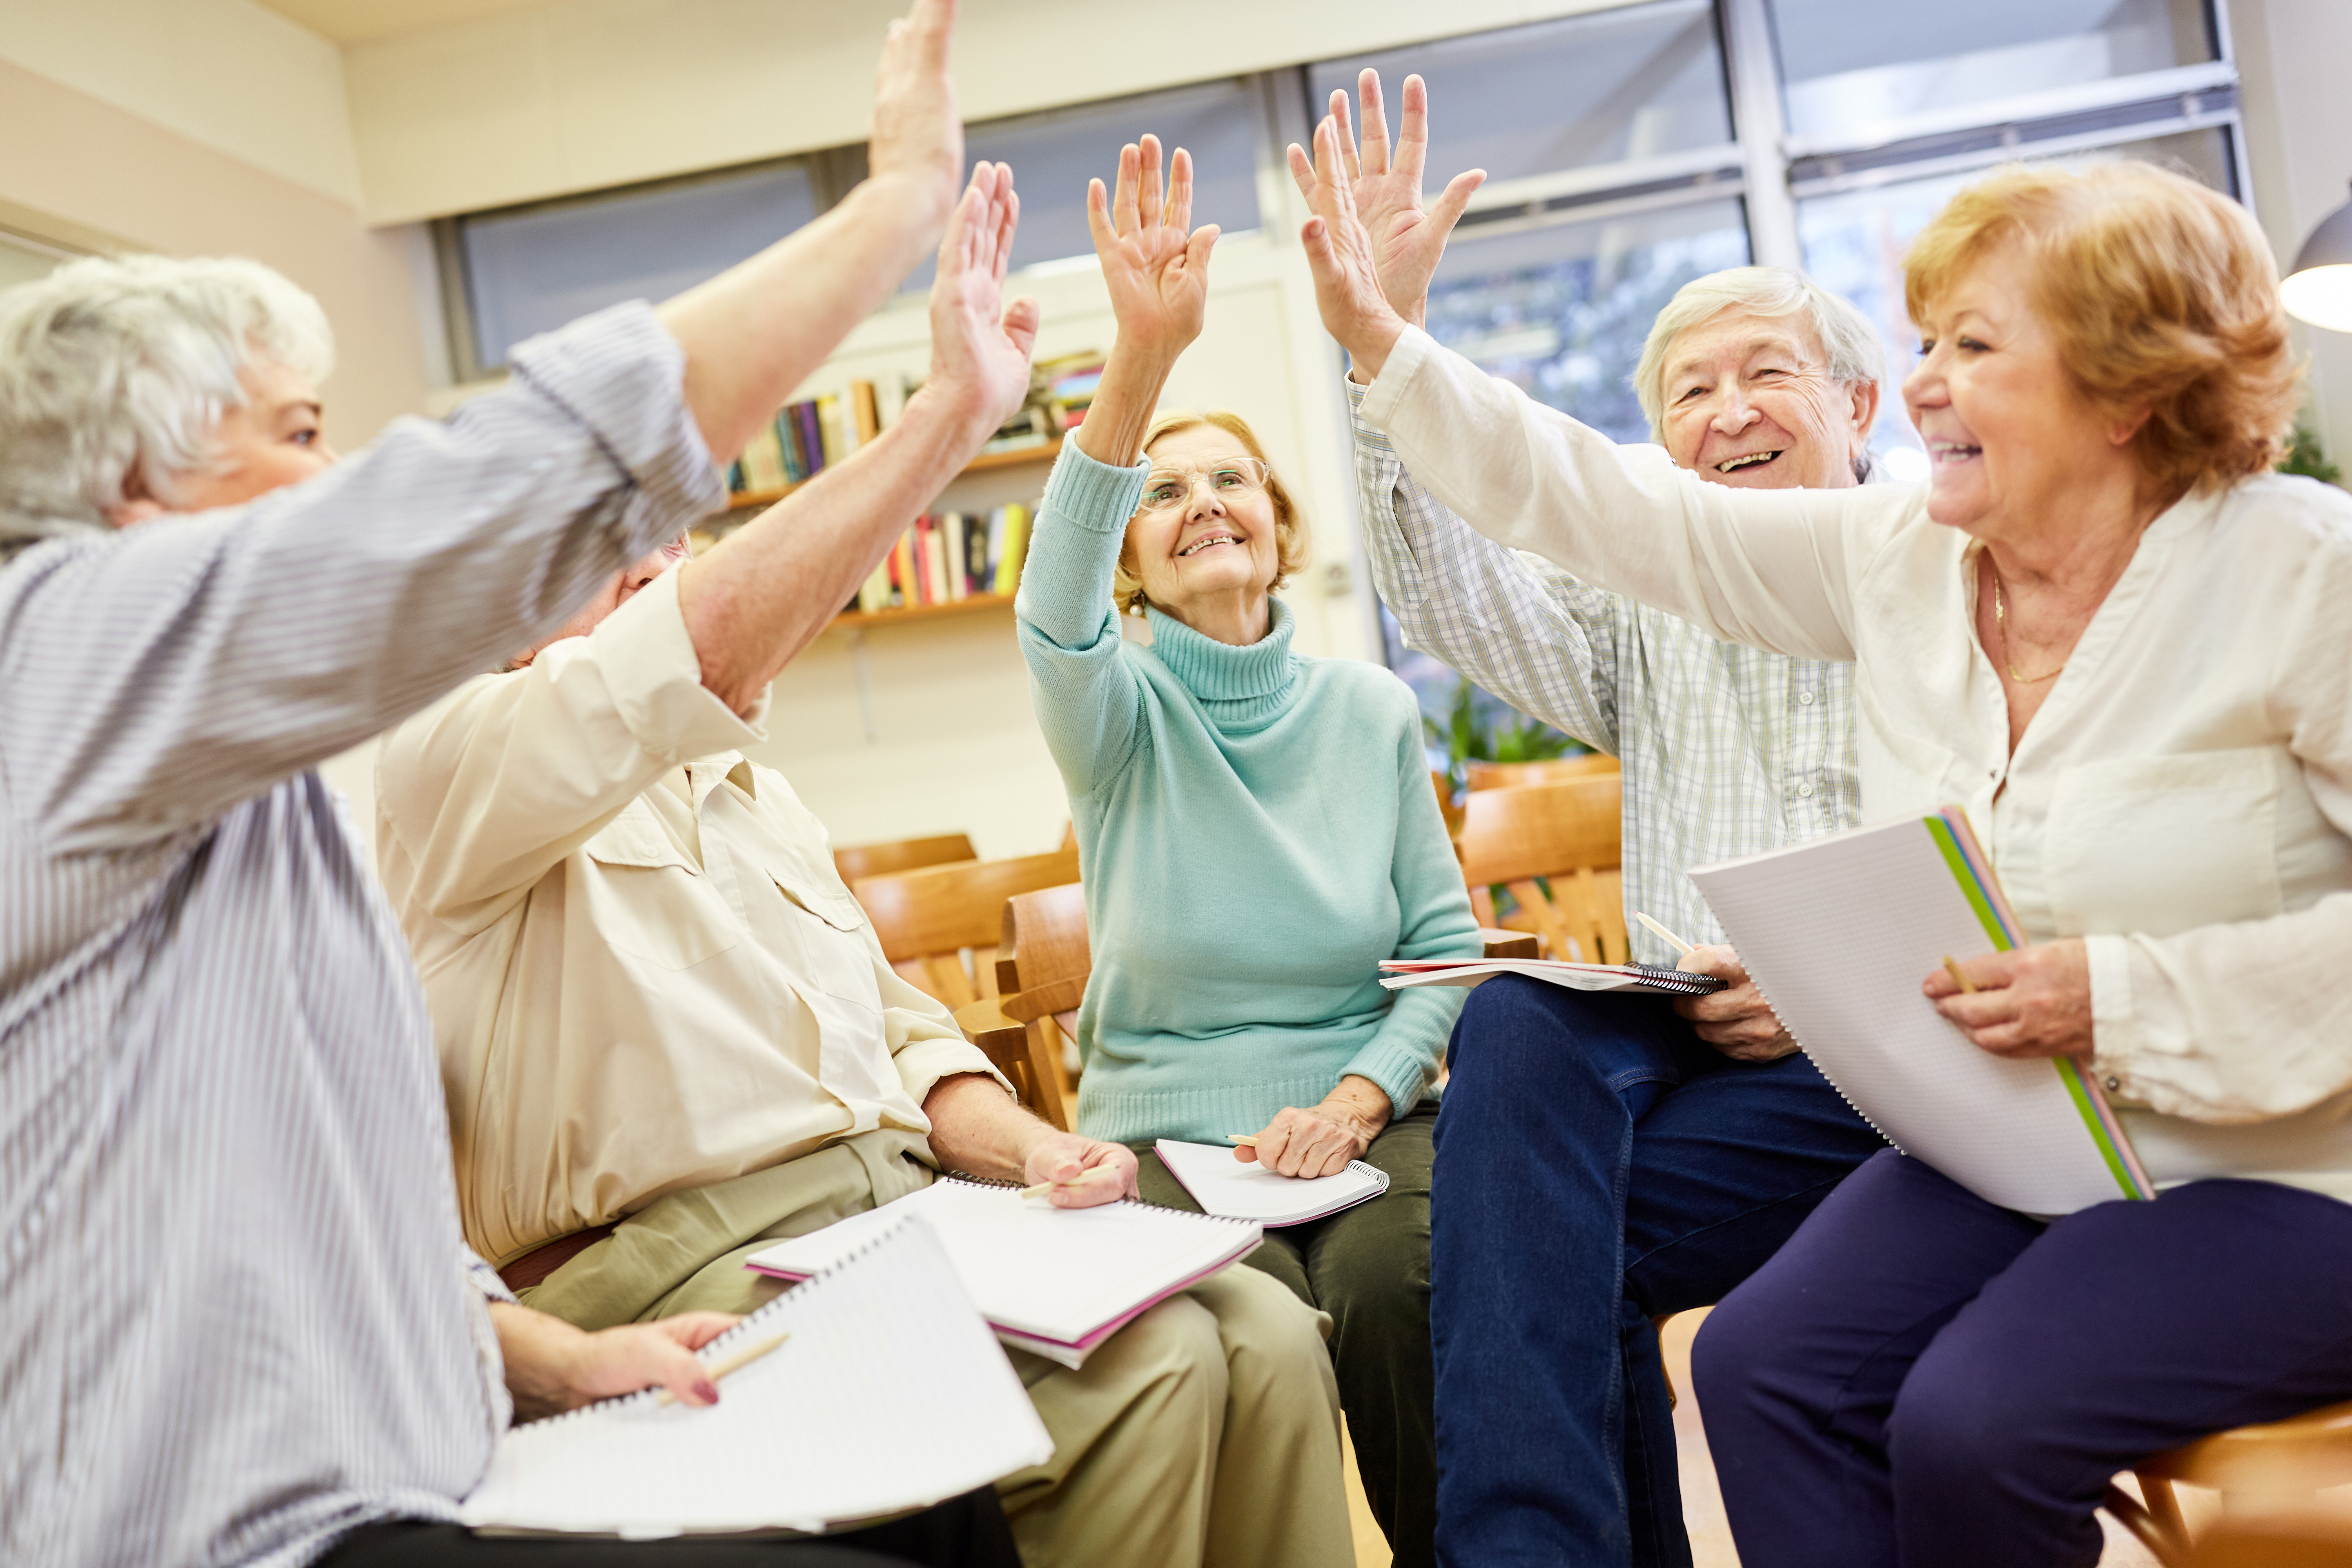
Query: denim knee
1448 976 1642 1094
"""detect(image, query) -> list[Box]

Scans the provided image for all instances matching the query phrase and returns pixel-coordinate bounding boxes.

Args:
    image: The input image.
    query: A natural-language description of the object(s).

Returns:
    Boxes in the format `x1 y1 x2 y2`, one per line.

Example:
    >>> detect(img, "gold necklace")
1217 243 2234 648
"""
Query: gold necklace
1990 568 2066 684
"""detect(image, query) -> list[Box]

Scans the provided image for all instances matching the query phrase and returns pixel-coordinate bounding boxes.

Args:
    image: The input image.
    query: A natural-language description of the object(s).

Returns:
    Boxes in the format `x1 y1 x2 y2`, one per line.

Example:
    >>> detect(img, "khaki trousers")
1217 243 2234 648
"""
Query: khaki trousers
521 1131 1353 1568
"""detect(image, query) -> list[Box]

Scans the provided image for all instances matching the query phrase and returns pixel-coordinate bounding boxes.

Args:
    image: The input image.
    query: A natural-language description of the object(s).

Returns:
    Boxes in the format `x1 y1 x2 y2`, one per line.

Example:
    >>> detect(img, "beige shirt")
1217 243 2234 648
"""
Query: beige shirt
1363 324 2352 1202
376 569 1002 1265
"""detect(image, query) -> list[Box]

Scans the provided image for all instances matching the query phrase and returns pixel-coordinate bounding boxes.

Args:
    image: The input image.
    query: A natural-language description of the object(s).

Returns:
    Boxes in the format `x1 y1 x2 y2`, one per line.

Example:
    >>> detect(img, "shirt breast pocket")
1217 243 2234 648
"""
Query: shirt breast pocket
580 811 742 971
2044 747 2285 940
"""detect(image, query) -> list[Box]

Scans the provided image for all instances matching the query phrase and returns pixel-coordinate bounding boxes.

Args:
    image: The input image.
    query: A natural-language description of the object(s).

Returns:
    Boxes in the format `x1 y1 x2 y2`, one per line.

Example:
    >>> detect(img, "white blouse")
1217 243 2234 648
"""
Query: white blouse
1363 325 2352 1202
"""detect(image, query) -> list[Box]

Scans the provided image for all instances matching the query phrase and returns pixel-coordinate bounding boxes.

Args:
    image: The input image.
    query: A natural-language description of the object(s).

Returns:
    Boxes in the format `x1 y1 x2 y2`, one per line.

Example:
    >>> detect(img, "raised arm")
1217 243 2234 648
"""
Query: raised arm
1016 136 1216 793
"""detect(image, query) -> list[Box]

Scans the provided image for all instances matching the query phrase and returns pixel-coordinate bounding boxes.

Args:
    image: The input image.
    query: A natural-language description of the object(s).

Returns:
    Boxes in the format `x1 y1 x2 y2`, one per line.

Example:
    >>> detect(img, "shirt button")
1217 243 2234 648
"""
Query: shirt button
1798 690 1816 705
2106 1077 2121 1092
1797 783 1815 798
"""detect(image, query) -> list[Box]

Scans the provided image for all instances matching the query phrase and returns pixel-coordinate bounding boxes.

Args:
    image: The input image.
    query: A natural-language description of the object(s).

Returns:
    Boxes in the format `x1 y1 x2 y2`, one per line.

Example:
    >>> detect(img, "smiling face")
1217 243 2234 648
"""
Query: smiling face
1903 242 2143 539
1657 309 1877 490
1123 422 1285 616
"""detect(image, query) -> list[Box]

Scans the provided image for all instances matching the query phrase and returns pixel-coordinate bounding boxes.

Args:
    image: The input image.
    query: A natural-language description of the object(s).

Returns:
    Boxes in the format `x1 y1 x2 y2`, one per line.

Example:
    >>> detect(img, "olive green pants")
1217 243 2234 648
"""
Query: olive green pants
1131 1105 1440 1568
519 1129 1353 1568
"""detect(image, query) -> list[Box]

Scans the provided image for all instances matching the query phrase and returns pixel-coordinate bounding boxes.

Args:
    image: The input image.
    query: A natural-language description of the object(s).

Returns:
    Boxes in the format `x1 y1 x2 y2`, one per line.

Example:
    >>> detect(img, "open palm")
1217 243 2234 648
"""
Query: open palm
1087 134 1218 359
927 161 1041 435
1287 71 1483 328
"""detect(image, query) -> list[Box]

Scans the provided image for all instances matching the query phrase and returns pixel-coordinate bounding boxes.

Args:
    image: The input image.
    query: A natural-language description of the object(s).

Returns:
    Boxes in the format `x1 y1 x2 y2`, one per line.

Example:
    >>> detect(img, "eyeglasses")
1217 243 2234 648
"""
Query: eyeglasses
1137 457 1272 514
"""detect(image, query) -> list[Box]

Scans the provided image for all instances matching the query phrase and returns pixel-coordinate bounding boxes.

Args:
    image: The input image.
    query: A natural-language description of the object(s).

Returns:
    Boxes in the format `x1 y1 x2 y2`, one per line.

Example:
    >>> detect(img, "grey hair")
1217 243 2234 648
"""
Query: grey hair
0 254 334 541
1632 265 1883 445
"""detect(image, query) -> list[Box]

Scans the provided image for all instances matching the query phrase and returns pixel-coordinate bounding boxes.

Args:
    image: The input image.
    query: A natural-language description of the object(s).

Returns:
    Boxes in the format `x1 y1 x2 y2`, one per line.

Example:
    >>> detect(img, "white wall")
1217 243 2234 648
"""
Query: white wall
2227 0 2352 475
343 0 1626 222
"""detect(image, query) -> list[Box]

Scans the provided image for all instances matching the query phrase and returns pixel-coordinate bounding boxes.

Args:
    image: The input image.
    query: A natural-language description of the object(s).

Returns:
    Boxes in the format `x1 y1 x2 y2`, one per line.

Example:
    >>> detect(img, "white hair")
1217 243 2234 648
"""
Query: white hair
1632 266 1883 443
0 254 334 535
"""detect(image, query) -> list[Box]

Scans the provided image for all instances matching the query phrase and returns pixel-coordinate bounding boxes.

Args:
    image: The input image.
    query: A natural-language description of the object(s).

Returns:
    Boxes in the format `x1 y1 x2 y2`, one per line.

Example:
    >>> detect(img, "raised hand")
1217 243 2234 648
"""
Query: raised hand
1087 135 1220 362
1287 71 1484 331
919 162 1042 443
868 0 964 228
1294 115 1412 382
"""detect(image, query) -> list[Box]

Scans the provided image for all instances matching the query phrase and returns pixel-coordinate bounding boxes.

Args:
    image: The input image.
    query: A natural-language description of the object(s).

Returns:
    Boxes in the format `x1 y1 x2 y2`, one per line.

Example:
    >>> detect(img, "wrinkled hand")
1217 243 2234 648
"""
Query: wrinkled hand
1926 940 2094 1059
1244 1079 1392 1178
1672 945 1798 1062
1286 71 1483 333
1025 1132 1140 1209
917 162 1041 442
867 0 963 227
1087 135 1218 361
492 1303 741 1422
1292 116 1412 380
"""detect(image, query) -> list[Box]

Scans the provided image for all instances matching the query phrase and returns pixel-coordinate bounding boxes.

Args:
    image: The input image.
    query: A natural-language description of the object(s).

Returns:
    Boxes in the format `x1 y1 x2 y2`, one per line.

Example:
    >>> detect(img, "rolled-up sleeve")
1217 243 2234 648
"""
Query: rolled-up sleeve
1 302 727 853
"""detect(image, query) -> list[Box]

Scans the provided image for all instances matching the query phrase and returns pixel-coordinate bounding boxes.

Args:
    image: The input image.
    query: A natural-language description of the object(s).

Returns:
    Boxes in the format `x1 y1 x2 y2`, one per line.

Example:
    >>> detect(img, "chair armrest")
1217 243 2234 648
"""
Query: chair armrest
953 998 1029 1062
998 974 1088 1024
1479 928 1541 960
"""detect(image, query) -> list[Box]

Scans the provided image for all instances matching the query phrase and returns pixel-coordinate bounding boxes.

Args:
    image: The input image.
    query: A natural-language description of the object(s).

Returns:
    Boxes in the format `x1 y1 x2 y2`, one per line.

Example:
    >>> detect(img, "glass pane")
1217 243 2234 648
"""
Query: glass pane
1797 127 2236 470
461 162 817 370
1771 0 2216 143
1310 0 1731 188
1428 198 1752 442
900 79 1263 293
1390 197 1751 734
0 235 62 291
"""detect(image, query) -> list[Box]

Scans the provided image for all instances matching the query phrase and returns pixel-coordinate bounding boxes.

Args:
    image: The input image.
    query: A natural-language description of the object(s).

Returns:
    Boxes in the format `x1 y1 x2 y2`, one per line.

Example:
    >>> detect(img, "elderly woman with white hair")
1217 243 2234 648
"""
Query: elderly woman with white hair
1317 71 1890 1568
0 7 1041 1564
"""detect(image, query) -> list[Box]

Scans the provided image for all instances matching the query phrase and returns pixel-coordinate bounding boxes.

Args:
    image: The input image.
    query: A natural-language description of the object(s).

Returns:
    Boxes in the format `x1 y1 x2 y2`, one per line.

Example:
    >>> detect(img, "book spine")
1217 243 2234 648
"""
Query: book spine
817 393 847 466
996 504 1031 598
852 379 881 444
923 518 948 605
983 507 1007 595
776 410 806 484
795 403 825 476
858 556 892 613
943 511 966 602
893 528 916 608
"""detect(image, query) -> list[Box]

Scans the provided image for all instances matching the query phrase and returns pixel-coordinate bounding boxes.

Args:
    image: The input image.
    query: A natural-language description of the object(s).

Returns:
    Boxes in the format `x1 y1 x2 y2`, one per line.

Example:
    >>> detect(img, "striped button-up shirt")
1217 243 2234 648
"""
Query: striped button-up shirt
0 303 723 1567
1348 378 1861 967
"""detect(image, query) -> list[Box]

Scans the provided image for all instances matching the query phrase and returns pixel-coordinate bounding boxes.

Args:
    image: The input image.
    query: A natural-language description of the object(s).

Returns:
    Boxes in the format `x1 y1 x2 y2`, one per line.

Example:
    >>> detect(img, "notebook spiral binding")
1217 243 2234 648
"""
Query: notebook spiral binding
1719 974 1901 1156
512 1214 923 1431
939 1172 1261 1229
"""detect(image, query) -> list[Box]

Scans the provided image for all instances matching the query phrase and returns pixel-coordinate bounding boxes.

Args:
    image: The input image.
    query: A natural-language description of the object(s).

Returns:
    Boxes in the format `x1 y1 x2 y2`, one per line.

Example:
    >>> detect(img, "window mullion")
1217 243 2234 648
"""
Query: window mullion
1718 0 1800 268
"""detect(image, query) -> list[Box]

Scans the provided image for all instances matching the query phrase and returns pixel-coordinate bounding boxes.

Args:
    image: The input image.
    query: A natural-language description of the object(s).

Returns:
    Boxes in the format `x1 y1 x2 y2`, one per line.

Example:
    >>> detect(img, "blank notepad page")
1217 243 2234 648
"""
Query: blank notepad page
1689 818 2127 1214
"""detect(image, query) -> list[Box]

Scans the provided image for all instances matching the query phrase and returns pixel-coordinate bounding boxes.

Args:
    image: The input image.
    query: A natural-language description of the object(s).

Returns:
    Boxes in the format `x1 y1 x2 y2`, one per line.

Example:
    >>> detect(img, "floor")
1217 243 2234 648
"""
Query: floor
1343 1308 2185 1568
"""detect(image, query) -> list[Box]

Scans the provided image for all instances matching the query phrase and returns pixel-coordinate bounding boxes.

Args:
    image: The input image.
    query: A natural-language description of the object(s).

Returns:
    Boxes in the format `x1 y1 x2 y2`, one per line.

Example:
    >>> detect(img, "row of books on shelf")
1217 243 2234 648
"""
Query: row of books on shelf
728 352 1108 502
855 506 1031 613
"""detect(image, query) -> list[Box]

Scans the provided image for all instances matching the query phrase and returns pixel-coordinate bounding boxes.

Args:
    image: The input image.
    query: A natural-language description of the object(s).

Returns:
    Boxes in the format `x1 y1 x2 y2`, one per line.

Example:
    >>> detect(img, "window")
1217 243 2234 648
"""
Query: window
897 79 1265 294
0 232 67 291
452 160 820 373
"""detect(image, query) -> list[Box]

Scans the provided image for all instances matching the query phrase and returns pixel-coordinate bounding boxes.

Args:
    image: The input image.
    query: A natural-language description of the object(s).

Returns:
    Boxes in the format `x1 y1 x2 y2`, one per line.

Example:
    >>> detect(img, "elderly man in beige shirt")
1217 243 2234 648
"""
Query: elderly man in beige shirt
376 167 1349 1568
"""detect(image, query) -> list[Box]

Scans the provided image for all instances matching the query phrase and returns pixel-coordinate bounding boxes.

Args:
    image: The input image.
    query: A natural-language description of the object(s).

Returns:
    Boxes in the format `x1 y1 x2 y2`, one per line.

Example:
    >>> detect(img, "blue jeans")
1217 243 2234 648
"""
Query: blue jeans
1694 1148 2352 1568
1430 976 1885 1568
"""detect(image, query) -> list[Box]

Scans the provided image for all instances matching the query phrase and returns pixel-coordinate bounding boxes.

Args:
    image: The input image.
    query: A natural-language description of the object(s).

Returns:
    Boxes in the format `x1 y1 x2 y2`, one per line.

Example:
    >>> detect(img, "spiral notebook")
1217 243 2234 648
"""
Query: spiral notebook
1154 1138 1390 1227
1379 957 1727 996
745 1178 1262 1368
1687 809 2153 1214
459 1213 1051 1538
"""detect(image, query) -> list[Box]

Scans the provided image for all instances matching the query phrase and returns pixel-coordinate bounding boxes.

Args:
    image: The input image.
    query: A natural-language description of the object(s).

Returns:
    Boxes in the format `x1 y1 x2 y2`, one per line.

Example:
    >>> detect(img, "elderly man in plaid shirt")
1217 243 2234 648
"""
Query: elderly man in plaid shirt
1307 74 1893 1568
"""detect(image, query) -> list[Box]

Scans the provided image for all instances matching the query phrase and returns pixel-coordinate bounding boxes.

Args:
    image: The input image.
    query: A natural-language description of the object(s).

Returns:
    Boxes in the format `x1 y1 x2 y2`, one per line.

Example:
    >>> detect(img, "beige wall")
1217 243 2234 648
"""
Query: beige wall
0 55 429 463
344 0 1624 223
2228 0 2352 476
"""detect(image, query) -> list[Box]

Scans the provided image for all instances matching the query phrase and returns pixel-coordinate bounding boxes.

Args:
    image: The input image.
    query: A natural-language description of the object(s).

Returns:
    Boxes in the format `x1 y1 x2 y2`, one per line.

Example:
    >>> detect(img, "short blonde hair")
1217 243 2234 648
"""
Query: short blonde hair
1114 410 1310 615
1904 161 2297 501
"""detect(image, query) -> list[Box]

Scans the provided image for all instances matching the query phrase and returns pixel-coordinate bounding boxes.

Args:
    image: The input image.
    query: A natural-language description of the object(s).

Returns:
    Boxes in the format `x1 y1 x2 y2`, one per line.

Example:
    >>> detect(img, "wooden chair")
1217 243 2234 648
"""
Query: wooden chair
1456 775 1626 964
832 832 976 885
850 846 1080 1011
1464 753 1620 791
2106 1402 2352 1564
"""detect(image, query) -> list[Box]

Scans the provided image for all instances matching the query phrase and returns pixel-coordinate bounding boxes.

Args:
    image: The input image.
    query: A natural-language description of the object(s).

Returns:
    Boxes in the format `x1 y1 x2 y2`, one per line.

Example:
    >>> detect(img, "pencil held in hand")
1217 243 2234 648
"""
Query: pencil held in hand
1942 956 1979 994
1636 912 1697 956
654 1332 788 1406
1227 1134 1259 1147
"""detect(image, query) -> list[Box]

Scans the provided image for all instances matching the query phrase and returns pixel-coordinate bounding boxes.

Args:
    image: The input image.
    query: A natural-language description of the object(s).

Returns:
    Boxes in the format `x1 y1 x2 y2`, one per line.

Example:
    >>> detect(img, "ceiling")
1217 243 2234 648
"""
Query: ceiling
253 0 562 46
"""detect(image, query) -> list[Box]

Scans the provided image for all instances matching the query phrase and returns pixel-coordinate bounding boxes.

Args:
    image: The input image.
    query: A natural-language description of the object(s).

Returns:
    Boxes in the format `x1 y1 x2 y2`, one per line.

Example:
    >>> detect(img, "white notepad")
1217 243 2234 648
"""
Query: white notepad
1153 1138 1390 1227
745 1178 1261 1368
1687 811 2150 1215
459 1214 1051 1539
1380 958 1726 997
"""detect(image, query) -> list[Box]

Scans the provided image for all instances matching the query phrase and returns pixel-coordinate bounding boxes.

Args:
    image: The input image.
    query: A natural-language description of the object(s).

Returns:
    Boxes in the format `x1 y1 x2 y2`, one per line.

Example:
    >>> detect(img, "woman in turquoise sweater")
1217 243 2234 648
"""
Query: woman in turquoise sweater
1015 136 1480 1568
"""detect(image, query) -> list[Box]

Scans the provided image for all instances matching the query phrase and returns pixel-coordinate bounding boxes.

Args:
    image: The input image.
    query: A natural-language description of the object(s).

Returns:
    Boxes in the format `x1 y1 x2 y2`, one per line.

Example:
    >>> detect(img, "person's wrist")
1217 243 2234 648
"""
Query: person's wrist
1345 313 1409 383
902 382 1003 455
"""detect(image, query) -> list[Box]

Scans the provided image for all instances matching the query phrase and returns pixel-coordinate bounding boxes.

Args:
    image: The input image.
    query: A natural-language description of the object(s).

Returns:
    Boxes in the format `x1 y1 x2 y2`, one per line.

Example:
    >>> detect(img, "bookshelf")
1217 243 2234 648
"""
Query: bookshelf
725 435 1063 513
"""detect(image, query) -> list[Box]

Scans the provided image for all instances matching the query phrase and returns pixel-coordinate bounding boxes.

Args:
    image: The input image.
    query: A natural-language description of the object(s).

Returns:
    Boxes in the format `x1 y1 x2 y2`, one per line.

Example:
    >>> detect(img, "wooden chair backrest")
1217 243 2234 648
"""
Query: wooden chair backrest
1464 753 1620 791
1456 775 1627 964
851 846 1081 1010
832 833 977 884
989 883 1091 1131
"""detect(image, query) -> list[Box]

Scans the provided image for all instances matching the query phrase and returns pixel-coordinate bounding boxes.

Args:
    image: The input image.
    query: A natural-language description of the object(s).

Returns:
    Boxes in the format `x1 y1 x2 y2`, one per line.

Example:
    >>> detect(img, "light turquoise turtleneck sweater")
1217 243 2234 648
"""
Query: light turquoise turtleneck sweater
1015 443 1482 1146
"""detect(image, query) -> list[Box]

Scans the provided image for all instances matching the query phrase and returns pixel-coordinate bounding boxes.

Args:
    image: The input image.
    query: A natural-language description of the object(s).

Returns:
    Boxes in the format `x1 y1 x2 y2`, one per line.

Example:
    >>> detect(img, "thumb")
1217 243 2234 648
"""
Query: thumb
1001 296 1042 358
644 1337 720 1408
1300 214 1337 278
1429 169 1486 241
1184 223 1221 275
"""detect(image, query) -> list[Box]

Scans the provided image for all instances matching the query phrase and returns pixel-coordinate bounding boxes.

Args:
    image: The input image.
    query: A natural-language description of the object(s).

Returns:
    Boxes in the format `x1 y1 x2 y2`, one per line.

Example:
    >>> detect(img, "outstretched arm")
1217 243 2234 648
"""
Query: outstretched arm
1017 136 1217 793
679 163 1039 713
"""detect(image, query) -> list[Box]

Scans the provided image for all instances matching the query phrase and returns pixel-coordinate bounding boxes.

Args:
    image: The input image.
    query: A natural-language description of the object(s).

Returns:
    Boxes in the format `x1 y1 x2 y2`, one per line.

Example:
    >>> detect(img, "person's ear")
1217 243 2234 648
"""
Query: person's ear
103 466 167 529
2108 401 2154 448
1848 379 1882 450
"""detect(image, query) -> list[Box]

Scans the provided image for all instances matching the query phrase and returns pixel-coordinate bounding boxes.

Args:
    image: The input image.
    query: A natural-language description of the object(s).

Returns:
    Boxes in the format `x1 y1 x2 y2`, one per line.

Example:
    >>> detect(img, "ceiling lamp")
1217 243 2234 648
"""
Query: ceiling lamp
2283 182 2352 334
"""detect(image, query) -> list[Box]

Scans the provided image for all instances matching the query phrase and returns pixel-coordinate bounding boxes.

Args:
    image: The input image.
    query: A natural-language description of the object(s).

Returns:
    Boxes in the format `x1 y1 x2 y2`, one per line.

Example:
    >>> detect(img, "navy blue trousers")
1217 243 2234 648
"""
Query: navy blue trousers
1430 977 1886 1568
1695 1148 2352 1568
